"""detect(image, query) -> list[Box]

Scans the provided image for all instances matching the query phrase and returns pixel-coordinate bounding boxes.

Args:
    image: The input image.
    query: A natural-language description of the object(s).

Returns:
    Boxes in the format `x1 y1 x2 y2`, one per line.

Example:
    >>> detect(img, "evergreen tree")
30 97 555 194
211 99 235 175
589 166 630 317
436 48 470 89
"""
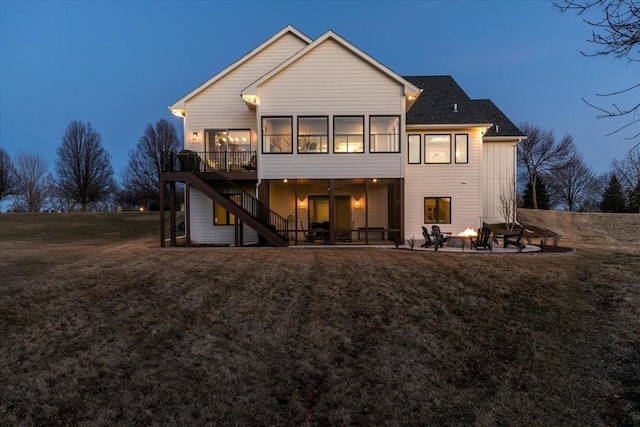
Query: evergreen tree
522 174 550 209
600 174 627 212
628 178 640 213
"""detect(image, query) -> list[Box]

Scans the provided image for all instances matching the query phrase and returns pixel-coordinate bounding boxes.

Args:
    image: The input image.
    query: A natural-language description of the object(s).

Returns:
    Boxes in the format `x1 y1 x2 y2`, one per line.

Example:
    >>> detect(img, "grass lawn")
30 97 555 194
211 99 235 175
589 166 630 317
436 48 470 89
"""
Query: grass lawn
0 210 639 425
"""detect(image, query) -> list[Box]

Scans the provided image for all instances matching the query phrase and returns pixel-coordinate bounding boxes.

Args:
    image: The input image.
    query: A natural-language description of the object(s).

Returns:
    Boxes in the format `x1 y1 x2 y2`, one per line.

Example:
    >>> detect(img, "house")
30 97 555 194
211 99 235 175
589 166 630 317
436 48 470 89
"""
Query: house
161 25 525 247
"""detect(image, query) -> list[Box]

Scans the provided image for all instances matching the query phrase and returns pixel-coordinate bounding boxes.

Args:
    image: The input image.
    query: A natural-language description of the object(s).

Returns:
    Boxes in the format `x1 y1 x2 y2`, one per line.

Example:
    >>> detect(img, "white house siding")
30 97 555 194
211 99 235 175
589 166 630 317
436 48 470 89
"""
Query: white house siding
257 39 405 180
183 32 308 152
188 186 259 246
482 140 517 223
404 127 484 239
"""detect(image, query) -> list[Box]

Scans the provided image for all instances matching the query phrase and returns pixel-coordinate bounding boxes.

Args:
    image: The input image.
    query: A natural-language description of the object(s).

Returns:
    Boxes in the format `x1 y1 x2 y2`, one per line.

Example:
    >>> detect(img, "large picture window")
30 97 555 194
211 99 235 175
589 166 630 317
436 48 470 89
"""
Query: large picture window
424 197 451 224
455 134 468 164
408 134 421 164
425 134 451 163
297 116 328 153
370 116 400 152
262 117 292 153
334 116 364 153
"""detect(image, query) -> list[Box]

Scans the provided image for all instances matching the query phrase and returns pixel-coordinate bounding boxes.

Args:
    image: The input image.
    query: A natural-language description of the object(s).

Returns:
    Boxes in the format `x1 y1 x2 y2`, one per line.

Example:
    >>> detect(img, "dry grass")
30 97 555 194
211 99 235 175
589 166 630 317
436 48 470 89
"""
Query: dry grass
0 211 639 426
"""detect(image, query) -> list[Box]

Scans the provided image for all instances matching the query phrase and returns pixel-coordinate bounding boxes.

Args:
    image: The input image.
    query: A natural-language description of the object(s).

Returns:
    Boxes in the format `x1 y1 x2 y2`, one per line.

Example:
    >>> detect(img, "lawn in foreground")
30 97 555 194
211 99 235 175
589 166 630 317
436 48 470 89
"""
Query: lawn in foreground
0 212 639 425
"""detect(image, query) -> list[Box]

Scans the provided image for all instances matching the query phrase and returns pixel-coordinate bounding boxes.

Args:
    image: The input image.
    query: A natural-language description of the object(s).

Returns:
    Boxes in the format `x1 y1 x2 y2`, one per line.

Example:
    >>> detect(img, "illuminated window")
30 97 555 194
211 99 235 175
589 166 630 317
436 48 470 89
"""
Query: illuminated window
334 116 364 153
408 134 421 164
370 116 400 152
424 197 451 224
425 134 451 163
455 134 468 164
213 195 241 225
297 117 328 153
262 117 292 153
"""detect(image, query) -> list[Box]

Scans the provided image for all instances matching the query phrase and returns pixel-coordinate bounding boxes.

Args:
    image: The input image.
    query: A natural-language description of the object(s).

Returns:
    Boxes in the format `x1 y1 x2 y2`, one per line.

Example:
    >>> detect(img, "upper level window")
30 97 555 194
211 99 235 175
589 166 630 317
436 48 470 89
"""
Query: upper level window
455 134 468 164
370 116 400 153
334 116 364 153
297 117 328 153
425 134 451 163
408 134 421 164
262 117 292 153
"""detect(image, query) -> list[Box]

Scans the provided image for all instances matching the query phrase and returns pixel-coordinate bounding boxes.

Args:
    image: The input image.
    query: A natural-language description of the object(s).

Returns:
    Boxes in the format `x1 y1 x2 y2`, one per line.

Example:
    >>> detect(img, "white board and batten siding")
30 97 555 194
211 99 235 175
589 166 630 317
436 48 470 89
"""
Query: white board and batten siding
257 39 406 180
404 127 485 238
188 187 259 246
482 140 518 223
183 33 308 152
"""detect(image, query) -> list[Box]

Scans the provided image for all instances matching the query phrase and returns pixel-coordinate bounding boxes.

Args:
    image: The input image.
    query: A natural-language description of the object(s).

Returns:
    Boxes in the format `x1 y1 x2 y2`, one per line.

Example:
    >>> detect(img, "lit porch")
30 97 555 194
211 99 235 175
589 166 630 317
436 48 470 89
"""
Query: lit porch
259 178 404 245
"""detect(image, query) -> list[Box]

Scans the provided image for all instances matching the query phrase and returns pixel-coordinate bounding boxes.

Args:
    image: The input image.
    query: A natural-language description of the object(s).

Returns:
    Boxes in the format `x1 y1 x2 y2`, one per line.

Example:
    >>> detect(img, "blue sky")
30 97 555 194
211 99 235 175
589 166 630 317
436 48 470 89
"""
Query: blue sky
1 0 637 176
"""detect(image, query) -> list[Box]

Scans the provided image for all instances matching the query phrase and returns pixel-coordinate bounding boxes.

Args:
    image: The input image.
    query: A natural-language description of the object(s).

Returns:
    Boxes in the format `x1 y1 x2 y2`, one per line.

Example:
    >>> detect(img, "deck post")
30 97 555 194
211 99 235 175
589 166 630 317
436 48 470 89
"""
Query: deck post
365 179 369 245
169 181 176 247
185 183 190 246
160 178 166 247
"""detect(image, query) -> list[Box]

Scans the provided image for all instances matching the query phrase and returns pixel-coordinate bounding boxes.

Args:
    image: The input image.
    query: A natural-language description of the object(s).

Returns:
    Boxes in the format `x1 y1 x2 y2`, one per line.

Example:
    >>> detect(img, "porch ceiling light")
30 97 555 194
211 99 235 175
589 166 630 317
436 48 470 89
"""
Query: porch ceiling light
283 178 288 183
372 178 378 183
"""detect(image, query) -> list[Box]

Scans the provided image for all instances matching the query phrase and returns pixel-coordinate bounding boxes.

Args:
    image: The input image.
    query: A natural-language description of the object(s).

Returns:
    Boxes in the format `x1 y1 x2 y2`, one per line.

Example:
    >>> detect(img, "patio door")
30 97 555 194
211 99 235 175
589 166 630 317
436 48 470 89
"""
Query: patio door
308 195 351 229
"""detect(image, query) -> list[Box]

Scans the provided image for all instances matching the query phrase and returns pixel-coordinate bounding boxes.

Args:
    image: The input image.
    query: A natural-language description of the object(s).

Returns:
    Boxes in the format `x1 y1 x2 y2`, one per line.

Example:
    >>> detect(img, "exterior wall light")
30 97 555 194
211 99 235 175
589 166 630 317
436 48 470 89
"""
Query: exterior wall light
192 132 199 143
354 198 361 209
299 198 306 209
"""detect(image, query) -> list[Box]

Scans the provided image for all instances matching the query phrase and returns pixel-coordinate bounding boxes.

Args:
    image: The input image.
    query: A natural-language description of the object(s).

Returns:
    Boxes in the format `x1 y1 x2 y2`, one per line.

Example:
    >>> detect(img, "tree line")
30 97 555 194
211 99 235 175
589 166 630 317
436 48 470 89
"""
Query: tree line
518 122 640 213
0 118 181 212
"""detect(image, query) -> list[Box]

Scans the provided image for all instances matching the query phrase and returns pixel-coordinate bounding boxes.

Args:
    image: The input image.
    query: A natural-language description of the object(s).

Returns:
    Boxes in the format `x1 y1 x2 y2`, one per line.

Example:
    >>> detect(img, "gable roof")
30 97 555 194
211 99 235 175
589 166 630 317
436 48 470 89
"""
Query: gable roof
241 30 421 96
169 25 312 113
404 76 524 137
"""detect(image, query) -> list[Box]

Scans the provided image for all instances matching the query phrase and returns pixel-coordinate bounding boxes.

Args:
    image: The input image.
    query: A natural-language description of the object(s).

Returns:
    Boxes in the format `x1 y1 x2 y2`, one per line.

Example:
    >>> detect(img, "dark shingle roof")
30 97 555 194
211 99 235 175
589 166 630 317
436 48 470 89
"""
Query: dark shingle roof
403 76 524 137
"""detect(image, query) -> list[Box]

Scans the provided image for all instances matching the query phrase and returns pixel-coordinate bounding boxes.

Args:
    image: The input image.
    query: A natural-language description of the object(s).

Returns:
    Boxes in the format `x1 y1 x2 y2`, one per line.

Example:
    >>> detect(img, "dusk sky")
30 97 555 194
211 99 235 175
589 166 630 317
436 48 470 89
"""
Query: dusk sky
1 0 637 177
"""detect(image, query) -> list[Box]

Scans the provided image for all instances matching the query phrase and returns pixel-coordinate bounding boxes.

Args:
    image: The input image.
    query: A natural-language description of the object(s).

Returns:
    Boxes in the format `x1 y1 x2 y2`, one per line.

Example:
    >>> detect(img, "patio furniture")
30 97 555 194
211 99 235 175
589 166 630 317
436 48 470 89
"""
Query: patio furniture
242 155 256 171
505 227 526 249
336 221 354 242
421 226 437 249
430 225 448 248
471 226 492 251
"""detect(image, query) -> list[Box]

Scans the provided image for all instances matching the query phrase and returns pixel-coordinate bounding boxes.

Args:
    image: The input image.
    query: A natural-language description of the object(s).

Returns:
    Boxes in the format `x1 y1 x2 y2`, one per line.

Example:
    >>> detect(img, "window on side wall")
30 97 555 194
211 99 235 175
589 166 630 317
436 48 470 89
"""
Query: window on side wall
370 116 400 153
213 195 241 225
424 197 451 224
334 116 364 153
455 134 468 164
262 117 292 153
425 134 451 163
408 134 421 164
297 117 328 153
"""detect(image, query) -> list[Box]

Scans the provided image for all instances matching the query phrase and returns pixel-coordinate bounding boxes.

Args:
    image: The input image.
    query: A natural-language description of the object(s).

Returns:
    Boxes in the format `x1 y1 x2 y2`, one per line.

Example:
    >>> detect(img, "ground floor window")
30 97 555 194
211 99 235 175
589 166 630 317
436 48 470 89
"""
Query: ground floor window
424 197 451 223
213 195 241 225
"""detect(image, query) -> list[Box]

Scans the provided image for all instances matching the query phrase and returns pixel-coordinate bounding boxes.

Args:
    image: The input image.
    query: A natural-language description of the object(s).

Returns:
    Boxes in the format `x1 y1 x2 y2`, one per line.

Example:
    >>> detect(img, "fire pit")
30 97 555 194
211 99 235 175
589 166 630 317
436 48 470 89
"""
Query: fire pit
447 228 478 248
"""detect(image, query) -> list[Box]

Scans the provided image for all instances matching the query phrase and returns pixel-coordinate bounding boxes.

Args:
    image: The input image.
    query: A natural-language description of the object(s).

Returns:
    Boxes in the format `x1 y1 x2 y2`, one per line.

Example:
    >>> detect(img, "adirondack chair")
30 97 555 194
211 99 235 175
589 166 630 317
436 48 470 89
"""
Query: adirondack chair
505 227 526 249
471 226 492 251
421 226 437 249
431 225 448 248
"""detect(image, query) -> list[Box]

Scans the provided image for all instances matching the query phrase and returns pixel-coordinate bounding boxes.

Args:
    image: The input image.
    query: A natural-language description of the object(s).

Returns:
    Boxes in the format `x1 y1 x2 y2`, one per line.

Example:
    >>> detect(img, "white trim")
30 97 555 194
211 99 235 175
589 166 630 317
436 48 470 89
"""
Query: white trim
241 30 421 96
168 26 312 111
406 123 493 130
483 136 527 142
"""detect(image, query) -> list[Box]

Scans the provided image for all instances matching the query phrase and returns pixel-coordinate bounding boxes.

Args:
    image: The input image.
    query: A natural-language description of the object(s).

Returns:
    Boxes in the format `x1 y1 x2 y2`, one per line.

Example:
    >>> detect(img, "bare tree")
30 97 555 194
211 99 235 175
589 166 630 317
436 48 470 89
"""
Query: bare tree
554 0 640 140
547 142 599 211
54 121 115 212
498 170 518 230
0 146 18 202
122 118 181 209
12 151 49 212
517 123 573 209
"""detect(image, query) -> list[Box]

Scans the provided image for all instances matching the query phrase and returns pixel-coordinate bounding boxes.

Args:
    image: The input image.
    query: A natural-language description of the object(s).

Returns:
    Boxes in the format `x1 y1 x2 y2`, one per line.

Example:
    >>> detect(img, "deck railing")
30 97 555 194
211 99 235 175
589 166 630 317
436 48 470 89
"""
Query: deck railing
162 150 256 173
161 150 288 243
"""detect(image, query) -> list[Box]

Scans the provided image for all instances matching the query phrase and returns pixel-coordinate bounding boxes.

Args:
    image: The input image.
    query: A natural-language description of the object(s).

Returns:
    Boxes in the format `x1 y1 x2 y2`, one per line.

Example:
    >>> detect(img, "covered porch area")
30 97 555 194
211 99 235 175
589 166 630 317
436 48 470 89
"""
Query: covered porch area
259 178 404 245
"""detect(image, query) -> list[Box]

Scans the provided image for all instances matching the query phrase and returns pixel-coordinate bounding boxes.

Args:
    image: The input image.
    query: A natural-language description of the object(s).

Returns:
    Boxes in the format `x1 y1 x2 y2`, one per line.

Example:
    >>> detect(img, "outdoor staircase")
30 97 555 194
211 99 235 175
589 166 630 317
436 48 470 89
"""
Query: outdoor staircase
163 151 289 247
